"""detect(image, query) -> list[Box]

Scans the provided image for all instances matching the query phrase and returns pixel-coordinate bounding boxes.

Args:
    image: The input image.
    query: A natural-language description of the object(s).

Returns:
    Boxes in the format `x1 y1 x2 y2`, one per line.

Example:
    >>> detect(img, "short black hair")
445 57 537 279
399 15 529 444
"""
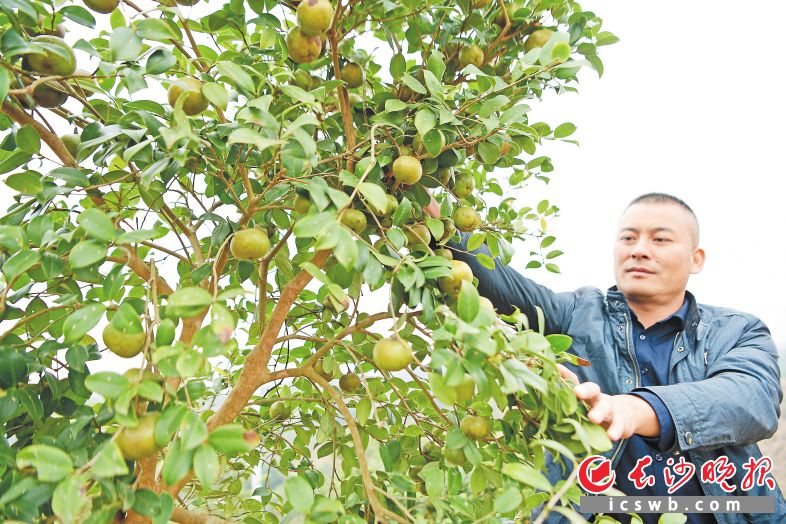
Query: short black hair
627 192 696 218
626 192 700 245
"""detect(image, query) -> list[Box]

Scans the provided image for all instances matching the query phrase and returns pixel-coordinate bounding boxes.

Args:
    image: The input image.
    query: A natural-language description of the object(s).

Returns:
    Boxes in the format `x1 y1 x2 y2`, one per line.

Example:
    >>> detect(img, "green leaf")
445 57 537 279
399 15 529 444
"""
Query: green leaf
16 125 41 154
401 73 427 94
501 463 551 492
132 489 162 517
423 129 444 157
216 61 255 94
457 280 479 322
69 240 107 268
390 53 405 81
110 27 142 62
357 182 388 215
414 108 436 136
48 167 89 187
77 209 116 242
135 19 180 42
2 249 39 280
285 475 315 514
0 67 9 103
146 48 176 75
60 6 96 28
207 424 255 455
166 287 213 318
155 404 188 448
553 122 577 138
0 348 28 389
16 445 74 482
546 334 572 352
202 82 228 110
356 397 371 425
494 486 523 514
162 439 194 486
193 444 219 489
91 440 129 478
596 31 620 46
63 303 106 343
84 372 130 399
5 171 43 194
52 474 86 524
227 128 284 151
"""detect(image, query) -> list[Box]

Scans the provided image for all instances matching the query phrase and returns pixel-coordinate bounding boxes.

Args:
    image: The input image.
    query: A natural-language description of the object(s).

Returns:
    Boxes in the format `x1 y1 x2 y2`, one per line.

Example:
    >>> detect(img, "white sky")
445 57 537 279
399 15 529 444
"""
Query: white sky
2 0 784 353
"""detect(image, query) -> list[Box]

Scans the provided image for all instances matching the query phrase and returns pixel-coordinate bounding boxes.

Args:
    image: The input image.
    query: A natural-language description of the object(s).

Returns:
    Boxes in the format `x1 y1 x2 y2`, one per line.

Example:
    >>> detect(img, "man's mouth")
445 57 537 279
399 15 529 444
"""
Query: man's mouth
626 267 654 274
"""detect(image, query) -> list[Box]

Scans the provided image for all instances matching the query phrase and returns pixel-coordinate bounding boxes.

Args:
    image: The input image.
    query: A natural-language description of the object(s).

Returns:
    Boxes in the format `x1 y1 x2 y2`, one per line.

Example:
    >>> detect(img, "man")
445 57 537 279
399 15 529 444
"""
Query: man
428 193 784 523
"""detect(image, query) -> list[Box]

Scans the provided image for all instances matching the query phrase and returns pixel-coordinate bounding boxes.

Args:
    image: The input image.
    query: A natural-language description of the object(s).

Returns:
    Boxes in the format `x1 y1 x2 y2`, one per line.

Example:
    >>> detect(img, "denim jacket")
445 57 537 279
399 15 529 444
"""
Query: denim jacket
448 234 785 523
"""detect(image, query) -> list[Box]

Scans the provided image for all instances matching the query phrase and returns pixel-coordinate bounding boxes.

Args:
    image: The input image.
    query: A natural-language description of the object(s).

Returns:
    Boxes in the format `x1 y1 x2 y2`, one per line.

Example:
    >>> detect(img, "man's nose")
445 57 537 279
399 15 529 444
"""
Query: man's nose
629 239 651 258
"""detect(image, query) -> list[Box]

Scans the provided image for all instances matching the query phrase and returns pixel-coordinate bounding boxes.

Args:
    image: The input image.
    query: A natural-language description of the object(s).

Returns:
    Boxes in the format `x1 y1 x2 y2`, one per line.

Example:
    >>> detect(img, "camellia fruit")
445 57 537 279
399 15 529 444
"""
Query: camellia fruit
167 78 209 116
455 374 476 403
29 81 68 108
103 323 146 358
83 0 120 13
472 0 492 6
461 415 490 440
458 45 484 69
404 224 431 247
551 41 571 62
176 0 200 5
341 209 367 234
434 248 453 260
524 29 554 52
452 172 475 199
123 368 161 384
339 373 361 392
444 447 467 466
373 336 413 371
315 358 334 381
297 0 334 36
26 36 77 76
453 206 481 232
290 69 313 90
439 259 473 295
294 195 311 214
230 228 271 260
286 27 322 64
392 155 422 185
116 413 160 460
269 401 291 420
60 134 81 158
340 62 364 88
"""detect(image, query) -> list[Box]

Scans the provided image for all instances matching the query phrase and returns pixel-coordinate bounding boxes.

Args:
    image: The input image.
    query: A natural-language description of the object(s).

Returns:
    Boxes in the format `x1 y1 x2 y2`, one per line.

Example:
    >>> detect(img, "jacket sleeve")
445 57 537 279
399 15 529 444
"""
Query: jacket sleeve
445 232 577 335
632 317 782 453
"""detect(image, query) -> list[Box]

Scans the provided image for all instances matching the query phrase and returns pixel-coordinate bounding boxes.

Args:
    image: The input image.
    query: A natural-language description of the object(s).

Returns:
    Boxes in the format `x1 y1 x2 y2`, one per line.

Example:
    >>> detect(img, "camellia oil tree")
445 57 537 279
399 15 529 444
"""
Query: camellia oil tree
0 0 621 522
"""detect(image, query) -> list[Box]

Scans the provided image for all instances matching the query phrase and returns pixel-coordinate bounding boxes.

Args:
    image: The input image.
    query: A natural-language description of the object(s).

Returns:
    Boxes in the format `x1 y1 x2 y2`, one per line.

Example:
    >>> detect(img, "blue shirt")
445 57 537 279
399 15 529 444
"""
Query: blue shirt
606 297 717 524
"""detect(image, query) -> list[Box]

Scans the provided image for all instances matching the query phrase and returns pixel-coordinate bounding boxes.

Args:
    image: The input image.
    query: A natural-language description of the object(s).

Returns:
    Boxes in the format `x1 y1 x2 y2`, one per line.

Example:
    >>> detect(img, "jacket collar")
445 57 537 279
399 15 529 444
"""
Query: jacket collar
605 286 701 338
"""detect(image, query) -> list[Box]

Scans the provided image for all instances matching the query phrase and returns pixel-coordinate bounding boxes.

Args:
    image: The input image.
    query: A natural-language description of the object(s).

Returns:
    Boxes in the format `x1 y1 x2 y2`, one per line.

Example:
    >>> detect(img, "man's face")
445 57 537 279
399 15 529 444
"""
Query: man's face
613 202 705 304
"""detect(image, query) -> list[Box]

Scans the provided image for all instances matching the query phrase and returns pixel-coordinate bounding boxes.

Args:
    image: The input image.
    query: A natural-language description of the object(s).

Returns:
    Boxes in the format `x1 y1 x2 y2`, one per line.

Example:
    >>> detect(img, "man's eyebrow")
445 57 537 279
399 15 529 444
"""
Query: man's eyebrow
618 226 677 234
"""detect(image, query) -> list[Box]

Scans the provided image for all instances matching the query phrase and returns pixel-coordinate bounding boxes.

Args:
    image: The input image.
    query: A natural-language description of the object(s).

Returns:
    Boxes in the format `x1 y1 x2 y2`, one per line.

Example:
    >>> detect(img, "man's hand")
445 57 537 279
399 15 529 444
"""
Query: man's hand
572 381 661 442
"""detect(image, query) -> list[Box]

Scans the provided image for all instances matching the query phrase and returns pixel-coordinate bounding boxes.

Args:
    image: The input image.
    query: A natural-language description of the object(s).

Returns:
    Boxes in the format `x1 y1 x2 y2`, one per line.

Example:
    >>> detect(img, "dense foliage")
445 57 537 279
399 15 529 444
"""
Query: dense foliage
0 0 619 522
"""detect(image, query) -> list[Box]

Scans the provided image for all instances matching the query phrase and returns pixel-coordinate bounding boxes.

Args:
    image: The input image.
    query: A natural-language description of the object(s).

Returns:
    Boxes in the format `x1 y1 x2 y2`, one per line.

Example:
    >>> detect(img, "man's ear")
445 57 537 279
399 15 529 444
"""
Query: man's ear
691 248 706 274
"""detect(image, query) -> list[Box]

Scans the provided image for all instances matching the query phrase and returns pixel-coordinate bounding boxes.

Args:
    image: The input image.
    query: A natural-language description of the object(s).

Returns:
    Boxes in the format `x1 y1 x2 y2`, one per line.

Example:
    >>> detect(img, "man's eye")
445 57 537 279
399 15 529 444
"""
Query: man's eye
654 238 670 242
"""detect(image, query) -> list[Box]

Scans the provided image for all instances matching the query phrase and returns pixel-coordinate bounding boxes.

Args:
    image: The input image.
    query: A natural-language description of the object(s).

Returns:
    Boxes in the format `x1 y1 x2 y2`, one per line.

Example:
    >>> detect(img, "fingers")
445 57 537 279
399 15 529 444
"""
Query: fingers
574 381 602 402
556 364 580 386
423 194 440 218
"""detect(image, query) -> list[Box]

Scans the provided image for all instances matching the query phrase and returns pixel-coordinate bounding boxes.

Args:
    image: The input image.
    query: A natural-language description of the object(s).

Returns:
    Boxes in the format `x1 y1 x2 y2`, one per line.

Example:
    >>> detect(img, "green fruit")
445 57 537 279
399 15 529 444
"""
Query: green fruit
315 358 334 381
26 36 76 76
83 0 120 13
460 415 490 440
103 323 146 358
551 41 571 61
297 0 334 37
524 29 554 52
167 78 209 116
452 173 475 198
444 447 467 466
290 69 313 90
230 229 271 260
478 296 495 314
404 224 431 247
439 260 473 295
339 373 361 392
340 62 364 88
455 374 476 403
155 318 177 346
294 195 311 214
453 206 481 232
123 368 161 383
392 155 422 185
286 27 322 64
60 134 81 158
458 45 484 69
373 337 413 371
472 0 491 6
437 167 453 186
348 93 363 105
341 209 367 234
117 413 161 460
434 248 453 260
269 401 291 420
176 0 200 5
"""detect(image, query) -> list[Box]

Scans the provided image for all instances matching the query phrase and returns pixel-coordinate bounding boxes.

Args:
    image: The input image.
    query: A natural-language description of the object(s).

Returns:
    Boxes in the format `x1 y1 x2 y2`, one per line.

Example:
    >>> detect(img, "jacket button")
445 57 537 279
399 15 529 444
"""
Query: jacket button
625 378 633 385
685 432 694 445
655 454 663 461
677 346 685 352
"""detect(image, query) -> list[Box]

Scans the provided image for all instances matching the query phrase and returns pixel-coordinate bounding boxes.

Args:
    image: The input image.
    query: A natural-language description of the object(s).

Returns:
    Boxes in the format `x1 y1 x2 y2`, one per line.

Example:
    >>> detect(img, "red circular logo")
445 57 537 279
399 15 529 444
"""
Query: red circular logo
577 455 616 494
